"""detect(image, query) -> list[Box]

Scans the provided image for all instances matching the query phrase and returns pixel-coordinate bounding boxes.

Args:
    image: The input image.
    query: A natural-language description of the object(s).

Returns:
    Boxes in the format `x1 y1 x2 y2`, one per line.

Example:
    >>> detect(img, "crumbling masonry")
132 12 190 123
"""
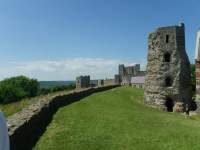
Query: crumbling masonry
144 23 192 112
195 29 200 111
76 75 90 89
118 64 145 85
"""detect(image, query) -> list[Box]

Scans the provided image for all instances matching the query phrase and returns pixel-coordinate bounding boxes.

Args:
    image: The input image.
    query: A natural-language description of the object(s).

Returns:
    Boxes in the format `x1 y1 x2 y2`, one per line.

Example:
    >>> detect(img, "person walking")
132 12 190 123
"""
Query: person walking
0 111 10 150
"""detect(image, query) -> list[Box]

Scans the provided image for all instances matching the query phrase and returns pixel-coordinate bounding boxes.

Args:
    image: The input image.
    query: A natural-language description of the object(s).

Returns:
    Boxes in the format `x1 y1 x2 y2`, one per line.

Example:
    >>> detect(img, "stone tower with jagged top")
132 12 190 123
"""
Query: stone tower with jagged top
195 29 200 111
144 23 192 112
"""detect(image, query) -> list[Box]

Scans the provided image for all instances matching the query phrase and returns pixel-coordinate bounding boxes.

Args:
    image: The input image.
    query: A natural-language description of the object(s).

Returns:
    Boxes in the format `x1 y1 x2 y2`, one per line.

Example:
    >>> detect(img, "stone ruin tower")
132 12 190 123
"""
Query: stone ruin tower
195 29 200 110
144 23 192 112
76 75 90 89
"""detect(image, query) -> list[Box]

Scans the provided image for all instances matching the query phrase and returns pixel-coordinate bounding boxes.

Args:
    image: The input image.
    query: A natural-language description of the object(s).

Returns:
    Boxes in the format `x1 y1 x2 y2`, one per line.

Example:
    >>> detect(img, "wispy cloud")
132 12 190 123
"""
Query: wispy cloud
0 58 146 81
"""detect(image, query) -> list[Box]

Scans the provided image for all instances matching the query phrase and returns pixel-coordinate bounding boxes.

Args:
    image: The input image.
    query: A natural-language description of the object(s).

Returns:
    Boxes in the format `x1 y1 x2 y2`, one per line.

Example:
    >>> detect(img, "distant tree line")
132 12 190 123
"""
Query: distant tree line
38 84 75 95
0 76 75 104
0 76 39 103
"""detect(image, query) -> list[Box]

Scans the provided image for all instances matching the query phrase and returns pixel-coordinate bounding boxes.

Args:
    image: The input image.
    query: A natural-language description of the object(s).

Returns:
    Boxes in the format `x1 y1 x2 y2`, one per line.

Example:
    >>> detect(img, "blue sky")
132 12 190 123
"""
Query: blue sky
0 0 199 80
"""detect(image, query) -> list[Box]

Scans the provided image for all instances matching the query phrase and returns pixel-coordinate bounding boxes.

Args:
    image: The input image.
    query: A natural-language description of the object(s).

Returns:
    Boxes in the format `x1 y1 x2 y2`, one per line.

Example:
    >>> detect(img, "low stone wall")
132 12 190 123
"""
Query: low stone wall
104 79 115 86
7 85 119 150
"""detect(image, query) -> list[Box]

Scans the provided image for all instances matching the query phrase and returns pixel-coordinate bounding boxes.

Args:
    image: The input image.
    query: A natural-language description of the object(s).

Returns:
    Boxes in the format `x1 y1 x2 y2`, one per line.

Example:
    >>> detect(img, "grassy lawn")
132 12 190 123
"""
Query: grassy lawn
33 87 200 150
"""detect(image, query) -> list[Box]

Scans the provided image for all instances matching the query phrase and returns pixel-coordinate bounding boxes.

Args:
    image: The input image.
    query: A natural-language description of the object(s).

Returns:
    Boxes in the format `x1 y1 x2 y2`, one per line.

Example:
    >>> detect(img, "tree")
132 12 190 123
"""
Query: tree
0 76 39 103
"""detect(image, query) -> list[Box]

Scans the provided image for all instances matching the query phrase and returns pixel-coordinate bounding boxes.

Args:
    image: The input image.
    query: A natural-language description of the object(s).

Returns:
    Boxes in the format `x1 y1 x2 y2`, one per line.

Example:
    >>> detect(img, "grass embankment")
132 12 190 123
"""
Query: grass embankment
0 90 73 117
33 87 200 150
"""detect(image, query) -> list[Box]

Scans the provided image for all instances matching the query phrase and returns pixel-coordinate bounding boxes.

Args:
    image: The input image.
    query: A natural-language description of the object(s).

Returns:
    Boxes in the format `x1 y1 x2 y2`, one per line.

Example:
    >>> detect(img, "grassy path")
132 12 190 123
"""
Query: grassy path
33 87 200 150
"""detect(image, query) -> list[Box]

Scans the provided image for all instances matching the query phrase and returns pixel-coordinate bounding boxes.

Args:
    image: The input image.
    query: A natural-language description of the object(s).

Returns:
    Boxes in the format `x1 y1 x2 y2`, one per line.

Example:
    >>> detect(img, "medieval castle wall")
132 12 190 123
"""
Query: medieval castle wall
98 79 104 86
104 79 115 86
145 23 192 112
119 64 145 85
76 75 90 89
8 85 119 150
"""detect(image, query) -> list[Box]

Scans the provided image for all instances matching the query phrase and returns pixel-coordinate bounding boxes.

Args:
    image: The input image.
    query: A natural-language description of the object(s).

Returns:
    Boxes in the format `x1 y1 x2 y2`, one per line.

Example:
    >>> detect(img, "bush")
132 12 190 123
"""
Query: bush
0 76 39 103
38 88 51 95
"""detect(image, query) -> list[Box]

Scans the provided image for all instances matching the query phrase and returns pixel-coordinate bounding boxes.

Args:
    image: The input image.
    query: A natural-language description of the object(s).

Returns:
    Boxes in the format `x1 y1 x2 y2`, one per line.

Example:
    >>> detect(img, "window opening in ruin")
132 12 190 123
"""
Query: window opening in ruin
166 35 169 43
165 77 172 87
165 97 174 112
164 52 171 62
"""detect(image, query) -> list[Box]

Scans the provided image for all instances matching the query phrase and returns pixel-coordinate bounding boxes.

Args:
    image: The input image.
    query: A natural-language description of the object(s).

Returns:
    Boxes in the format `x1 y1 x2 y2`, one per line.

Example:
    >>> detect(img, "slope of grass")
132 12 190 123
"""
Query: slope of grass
33 87 200 150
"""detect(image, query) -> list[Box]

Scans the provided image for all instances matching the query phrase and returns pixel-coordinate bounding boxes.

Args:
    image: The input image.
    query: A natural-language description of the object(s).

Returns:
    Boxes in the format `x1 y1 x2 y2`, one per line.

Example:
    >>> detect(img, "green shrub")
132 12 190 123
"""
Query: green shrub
38 88 51 95
0 76 39 103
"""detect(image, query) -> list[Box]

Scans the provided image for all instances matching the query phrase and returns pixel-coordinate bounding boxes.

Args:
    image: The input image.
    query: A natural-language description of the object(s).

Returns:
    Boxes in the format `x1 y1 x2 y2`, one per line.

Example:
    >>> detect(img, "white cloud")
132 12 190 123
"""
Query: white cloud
0 58 146 81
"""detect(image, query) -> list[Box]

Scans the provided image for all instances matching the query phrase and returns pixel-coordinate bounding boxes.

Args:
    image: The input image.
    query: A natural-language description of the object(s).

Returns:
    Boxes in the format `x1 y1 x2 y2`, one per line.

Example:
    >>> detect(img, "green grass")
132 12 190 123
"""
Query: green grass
0 99 29 117
33 87 200 150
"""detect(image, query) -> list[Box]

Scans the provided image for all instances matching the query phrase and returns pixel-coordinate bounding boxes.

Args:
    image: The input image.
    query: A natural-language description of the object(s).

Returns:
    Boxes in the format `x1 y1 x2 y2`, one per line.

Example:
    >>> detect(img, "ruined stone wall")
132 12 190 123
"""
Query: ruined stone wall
125 66 135 75
114 74 120 84
118 64 145 85
195 29 200 112
119 64 140 77
121 76 131 85
144 23 192 112
76 75 90 89
195 60 200 111
7 85 119 150
119 64 125 76
103 79 115 86
97 80 104 86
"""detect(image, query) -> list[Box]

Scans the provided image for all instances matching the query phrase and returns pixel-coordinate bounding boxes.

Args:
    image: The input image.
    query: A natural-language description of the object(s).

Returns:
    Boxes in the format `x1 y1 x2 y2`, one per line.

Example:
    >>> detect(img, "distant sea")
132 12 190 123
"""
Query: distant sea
39 81 75 89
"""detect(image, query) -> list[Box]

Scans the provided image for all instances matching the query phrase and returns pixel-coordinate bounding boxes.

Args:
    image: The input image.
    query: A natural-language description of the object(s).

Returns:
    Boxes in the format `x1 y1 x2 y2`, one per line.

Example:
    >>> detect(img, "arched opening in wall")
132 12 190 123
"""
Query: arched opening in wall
165 77 172 87
164 52 171 62
166 34 169 43
165 97 174 112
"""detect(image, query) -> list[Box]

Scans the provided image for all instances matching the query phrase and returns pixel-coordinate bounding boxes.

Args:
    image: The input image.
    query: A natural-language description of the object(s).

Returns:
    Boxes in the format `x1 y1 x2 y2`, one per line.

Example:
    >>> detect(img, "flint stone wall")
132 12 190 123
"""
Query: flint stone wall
195 61 200 112
144 23 192 112
7 85 119 150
